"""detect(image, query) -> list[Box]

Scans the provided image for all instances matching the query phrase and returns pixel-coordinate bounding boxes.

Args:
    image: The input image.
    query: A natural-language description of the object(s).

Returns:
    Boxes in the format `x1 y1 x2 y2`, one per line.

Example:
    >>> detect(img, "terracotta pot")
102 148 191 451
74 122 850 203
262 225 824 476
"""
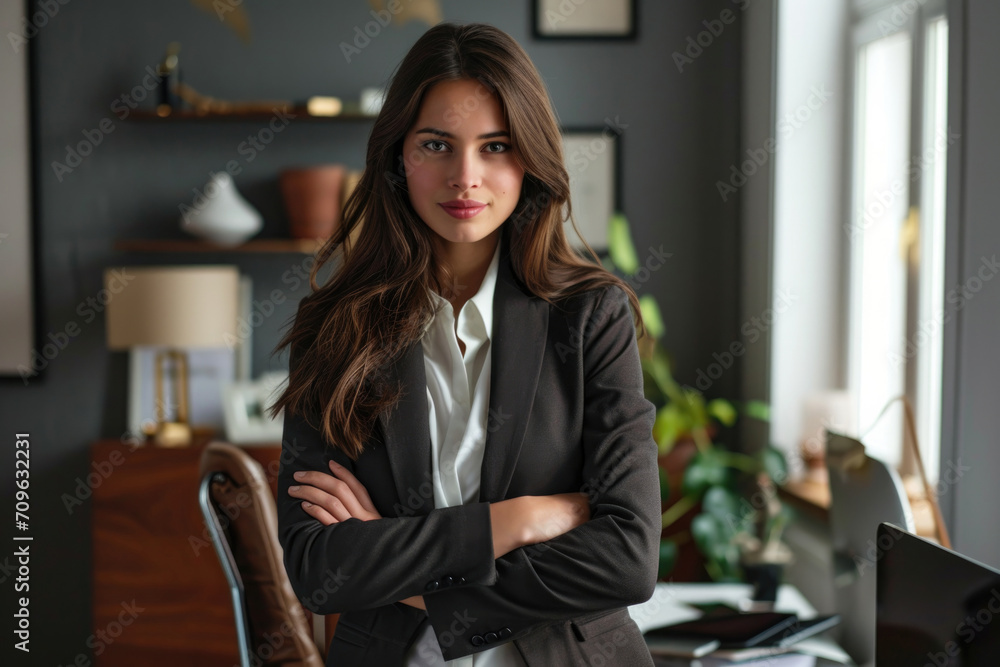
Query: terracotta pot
659 438 710 582
280 165 347 240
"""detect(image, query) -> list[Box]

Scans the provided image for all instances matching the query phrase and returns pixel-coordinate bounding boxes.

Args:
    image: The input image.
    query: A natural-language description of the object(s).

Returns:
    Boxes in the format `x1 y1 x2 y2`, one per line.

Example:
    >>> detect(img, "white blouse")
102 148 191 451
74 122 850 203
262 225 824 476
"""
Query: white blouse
403 240 527 666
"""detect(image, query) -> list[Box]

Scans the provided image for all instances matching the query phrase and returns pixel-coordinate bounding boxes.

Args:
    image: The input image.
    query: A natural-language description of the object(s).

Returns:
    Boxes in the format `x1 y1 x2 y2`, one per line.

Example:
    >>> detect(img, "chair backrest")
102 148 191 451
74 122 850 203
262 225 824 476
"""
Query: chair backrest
198 441 324 667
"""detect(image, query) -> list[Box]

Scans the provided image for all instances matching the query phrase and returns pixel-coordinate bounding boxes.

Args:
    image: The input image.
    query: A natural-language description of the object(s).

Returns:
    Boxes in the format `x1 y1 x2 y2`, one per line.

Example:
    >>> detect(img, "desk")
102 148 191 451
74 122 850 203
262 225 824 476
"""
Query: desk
90 439 337 665
628 583 855 666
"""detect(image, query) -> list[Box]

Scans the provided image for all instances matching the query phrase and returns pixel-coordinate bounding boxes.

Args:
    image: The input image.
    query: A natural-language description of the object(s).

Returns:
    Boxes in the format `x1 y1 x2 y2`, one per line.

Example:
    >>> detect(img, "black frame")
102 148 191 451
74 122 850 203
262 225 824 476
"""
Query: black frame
0 0 44 383
532 0 638 41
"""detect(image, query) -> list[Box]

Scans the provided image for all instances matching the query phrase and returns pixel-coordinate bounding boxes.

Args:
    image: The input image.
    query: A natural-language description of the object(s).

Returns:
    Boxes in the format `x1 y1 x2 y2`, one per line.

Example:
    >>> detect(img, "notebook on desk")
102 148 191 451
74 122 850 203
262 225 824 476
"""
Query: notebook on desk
651 653 817 666
629 583 854 665
645 609 841 665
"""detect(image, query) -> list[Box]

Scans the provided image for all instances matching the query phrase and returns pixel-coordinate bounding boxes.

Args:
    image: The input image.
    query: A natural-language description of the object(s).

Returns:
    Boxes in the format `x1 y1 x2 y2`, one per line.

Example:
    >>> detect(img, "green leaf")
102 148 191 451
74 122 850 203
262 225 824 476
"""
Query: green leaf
691 513 729 562
716 570 743 584
653 404 688 453
658 539 678 579
702 485 740 523
743 400 771 422
638 295 665 340
690 513 718 550
607 212 639 274
658 465 670 500
681 388 709 427
761 445 789 485
707 399 737 427
682 450 728 496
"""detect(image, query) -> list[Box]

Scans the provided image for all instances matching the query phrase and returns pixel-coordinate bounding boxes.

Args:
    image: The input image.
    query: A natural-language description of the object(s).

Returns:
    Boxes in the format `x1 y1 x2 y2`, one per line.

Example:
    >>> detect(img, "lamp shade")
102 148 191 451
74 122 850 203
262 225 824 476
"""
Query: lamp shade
104 266 241 350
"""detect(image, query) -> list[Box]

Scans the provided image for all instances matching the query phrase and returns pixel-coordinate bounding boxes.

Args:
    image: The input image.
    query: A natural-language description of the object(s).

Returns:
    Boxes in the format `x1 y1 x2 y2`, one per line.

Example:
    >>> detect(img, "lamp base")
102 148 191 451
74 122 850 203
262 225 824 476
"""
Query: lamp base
153 421 193 448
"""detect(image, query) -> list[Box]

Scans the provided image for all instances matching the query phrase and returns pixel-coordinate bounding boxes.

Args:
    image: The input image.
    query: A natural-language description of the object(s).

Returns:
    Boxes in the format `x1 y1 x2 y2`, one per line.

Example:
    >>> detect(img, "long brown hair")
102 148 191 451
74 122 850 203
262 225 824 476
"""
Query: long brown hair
269 22 645 460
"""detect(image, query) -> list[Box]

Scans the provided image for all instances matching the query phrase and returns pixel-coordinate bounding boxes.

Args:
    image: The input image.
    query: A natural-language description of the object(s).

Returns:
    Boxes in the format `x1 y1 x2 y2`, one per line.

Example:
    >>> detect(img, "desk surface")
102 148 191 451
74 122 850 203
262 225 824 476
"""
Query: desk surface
628 583 856 666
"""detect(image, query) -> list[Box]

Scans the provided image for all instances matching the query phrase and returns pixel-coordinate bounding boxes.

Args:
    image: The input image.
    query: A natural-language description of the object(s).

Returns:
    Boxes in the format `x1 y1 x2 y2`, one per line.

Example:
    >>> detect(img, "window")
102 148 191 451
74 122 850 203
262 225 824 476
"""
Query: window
847 0 949 481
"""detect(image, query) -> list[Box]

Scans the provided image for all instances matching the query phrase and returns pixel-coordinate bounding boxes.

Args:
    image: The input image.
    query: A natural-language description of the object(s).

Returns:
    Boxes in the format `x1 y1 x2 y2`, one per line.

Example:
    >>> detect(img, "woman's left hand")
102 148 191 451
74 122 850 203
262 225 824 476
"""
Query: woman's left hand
288 461 382 525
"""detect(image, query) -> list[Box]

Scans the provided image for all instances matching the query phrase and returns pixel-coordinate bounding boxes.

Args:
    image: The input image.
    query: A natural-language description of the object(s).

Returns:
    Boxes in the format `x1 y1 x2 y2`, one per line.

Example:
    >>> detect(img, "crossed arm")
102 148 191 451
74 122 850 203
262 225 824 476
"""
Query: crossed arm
287 459 594 610
277 286 661 658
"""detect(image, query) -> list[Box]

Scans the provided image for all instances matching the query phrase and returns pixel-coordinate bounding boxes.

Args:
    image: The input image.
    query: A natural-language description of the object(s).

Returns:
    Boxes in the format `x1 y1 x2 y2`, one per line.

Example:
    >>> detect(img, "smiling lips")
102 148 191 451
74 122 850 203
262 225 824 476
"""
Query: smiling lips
439 199 487 219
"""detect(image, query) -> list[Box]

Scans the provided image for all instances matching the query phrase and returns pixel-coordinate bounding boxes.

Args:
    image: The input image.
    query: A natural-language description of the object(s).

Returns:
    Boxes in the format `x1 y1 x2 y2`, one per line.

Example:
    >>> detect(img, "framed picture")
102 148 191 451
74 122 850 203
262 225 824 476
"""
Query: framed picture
235 274 253 381
128 346 238 439
532 0 637 40
561 127 622 254
222 371 287 445
0 0 38 378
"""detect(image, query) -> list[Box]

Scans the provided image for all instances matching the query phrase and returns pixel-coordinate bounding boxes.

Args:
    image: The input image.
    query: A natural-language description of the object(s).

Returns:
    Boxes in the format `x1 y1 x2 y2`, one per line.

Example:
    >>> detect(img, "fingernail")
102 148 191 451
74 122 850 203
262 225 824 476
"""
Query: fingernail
302 501 313 508
328 461 340 469
289 485 300 492
294 471 305 479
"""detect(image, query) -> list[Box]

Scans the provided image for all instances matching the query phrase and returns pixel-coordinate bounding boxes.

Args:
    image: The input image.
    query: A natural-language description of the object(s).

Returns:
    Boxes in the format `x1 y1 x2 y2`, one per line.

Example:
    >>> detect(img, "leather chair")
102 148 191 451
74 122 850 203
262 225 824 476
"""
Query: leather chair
198 441 324 667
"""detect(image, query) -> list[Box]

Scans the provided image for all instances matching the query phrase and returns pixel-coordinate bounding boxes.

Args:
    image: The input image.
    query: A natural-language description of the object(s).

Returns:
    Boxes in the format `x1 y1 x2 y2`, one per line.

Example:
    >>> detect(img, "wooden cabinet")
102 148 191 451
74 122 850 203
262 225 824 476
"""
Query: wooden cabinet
90 438 328 665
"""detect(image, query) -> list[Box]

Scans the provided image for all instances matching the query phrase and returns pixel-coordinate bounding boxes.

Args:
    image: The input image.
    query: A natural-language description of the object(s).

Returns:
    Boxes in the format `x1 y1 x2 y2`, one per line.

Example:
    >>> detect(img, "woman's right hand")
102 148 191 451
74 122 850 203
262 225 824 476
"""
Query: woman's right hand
489 493 591 559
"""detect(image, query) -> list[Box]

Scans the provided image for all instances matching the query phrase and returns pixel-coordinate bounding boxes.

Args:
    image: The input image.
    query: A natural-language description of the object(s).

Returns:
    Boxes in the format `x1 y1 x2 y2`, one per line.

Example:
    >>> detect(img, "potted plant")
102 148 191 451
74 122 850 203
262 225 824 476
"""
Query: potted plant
603 213 793 587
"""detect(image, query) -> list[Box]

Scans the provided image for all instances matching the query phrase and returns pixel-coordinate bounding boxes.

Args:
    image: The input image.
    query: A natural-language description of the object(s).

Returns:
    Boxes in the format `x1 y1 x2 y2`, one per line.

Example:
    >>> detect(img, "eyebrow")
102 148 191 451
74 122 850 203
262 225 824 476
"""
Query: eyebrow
415 127 511 140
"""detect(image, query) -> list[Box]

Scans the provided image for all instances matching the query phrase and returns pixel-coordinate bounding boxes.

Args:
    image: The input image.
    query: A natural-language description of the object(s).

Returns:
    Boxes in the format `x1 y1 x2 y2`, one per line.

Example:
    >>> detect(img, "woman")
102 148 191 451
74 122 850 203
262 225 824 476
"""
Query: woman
271 21 661 667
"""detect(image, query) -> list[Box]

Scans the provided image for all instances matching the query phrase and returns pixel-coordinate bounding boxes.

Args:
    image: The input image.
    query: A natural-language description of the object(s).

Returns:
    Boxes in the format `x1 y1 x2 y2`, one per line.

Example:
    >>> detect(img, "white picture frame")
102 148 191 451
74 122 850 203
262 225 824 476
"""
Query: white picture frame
222 371 287 445
128 346 237 439
562 129 620 253
533 0 636 39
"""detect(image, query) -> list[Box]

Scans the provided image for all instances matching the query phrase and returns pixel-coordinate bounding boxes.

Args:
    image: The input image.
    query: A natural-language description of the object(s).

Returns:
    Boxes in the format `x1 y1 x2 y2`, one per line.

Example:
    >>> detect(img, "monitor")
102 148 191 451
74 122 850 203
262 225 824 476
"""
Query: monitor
876 523 1000 666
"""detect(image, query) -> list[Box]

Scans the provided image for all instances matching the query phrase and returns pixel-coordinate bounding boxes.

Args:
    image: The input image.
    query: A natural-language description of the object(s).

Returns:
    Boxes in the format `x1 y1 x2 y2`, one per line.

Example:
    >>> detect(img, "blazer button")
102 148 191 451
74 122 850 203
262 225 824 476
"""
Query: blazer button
457 576 466 585
498 627 512 639
425 580 440 591
441 575 454 587
485 631 498 644
471 634 485 647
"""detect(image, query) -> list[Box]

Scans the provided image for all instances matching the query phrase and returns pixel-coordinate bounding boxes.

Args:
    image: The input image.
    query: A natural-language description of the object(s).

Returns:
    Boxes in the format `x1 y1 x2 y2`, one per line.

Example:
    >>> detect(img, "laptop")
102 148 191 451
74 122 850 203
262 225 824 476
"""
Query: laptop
876 523 1000 666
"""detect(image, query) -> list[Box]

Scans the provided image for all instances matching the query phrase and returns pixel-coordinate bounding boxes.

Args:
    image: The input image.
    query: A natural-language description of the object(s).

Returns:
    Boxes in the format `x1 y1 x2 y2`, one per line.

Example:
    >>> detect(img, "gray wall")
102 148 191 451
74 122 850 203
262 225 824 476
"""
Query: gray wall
0 1 743 663
943 0 1000 567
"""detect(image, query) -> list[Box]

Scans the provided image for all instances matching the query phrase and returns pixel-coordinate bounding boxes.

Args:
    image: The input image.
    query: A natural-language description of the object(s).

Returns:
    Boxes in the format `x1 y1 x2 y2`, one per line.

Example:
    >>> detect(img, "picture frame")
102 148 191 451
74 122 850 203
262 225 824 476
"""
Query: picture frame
532 0 637 40
221 371 287 445
561 126 622 254
235 274 253 382
127 346 237 439
0 0 39 378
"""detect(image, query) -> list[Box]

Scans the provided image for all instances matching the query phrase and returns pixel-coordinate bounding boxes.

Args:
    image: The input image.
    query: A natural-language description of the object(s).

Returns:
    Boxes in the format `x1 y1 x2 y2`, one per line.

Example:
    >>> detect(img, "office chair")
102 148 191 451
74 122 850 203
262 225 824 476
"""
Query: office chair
198 441 324 667
825 429 915 667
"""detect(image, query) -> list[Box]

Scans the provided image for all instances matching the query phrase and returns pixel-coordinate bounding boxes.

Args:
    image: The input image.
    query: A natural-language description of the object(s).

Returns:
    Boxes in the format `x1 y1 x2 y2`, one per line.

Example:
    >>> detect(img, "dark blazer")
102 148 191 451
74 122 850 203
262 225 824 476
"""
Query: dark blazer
277 229 662 666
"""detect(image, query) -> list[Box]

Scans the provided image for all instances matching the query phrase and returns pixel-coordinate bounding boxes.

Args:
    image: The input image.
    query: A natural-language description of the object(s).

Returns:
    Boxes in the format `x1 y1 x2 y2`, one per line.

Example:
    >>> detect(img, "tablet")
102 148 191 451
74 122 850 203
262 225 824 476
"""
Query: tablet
762 614 841 648
644 612 800 649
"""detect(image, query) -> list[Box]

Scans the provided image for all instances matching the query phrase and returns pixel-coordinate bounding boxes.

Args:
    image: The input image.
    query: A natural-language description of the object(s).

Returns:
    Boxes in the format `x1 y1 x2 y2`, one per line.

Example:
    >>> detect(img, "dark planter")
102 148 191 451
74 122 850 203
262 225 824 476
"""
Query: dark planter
658 437 710 582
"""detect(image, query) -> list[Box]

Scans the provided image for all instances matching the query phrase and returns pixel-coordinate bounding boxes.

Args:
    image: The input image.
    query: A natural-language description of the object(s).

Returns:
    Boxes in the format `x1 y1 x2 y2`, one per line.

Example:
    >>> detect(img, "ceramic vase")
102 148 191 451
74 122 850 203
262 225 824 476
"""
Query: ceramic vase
180 172 263 247
280 165 347 240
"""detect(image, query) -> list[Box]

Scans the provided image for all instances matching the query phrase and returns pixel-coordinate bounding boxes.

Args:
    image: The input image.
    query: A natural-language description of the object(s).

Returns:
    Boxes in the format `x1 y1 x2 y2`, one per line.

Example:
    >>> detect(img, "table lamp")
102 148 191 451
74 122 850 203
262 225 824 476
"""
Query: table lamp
104 265 241 447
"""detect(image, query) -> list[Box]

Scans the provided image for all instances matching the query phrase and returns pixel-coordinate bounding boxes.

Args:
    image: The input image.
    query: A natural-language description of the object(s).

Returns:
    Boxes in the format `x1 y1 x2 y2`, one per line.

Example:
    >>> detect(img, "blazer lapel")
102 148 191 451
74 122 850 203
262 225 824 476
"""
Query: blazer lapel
377 342 433 516
477 234 548 503
376 229 549 513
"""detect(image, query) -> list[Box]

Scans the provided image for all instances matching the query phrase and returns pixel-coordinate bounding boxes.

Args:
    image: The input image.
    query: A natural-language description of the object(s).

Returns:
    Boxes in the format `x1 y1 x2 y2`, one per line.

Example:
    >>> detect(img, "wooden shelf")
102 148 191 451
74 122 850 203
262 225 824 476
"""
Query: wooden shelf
114 238 324 254
128 107 375 122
